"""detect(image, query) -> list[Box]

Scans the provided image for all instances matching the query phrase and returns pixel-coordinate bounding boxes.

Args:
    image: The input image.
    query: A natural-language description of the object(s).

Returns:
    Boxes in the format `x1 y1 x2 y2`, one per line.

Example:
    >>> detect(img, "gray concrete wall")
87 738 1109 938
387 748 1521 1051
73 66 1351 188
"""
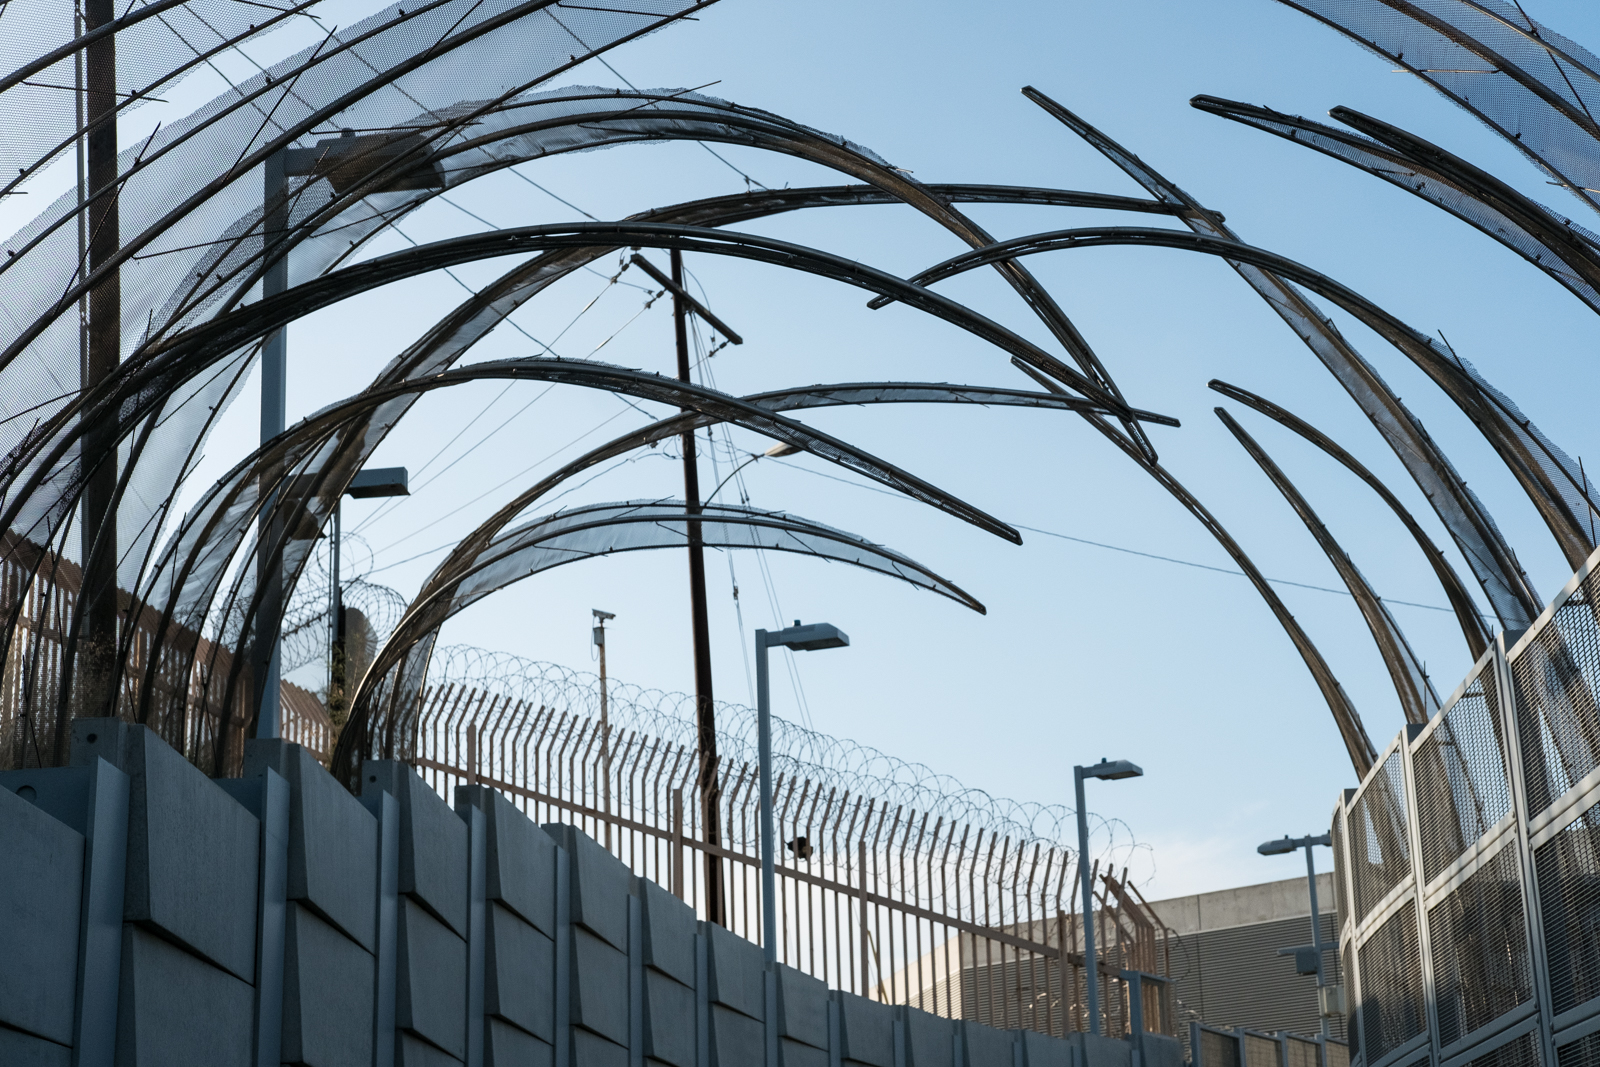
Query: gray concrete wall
0 720 1157 1067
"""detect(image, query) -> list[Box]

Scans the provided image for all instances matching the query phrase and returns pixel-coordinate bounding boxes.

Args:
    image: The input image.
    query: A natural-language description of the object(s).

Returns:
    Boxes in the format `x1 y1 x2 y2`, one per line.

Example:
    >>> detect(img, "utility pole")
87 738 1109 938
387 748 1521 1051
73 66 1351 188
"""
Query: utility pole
74 0 122 735
670 248 725 926
593 609 615 849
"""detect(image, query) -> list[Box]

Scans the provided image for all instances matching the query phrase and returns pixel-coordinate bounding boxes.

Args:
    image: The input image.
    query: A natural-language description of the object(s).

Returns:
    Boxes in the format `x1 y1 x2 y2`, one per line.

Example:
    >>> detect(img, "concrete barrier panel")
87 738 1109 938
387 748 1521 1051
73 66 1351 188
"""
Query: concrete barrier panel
776 964 830 1050
460 786 556 936
643 968 696 1067
710 1003 764 1067
116 924 252 1067
962 1021 1015 1067
246 741 377 951
903 1008 955 1067
837 993 895 1067
398 1031 463 1067
486 902 555 1042
708 922 764 1020
78 723 259 982
367 762 468 937
640 878 696 986
487 1016 553 1067
573 1026 629 1067
1022 1030 1070 1067
544 824 630 952
398 897 467 1060
0 1026 71 1067
783 1036 829 1067
572 926 630 1044
282 902 376 1066
0 782 83 1046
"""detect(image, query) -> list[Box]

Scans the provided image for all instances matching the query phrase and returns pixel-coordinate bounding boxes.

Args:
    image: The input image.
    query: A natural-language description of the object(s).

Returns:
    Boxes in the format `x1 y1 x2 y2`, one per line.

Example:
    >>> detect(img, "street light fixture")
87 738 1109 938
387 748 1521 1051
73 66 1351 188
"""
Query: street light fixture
1075 757 1144 1035
328 467 408 719
1258 832 1335 1036
756 621 849 965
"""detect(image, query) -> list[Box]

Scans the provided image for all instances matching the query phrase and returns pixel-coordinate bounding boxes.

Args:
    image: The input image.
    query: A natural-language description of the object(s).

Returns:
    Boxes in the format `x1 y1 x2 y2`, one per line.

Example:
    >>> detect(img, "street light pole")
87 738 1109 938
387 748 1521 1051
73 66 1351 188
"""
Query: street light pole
1074 757 1144 1036
755 621 849 965
1258 832 1335 1037
594 609 616 848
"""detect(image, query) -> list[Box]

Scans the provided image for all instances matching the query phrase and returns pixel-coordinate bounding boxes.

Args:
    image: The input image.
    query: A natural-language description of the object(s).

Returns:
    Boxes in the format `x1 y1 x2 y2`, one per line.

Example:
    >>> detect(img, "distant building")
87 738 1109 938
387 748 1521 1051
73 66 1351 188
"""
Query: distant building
1147 874 1346 1045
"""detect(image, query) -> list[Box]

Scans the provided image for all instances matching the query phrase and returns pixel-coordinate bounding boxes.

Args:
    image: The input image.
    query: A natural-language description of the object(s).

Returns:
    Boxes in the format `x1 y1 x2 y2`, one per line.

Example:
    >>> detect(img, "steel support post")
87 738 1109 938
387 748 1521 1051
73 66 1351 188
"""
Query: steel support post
253 148 288 738
673 248 724 924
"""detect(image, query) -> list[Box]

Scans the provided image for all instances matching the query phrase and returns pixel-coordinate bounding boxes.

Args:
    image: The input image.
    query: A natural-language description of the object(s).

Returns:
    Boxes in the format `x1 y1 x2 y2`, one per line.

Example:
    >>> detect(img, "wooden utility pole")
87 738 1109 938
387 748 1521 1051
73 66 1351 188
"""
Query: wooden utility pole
671 249 726 926
74 0 121 737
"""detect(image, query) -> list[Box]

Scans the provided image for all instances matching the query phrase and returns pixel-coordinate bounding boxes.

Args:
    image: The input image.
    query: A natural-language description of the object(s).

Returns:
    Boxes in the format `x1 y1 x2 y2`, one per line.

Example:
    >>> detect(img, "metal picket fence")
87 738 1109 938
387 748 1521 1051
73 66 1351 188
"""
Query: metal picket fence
404 679 1176 1038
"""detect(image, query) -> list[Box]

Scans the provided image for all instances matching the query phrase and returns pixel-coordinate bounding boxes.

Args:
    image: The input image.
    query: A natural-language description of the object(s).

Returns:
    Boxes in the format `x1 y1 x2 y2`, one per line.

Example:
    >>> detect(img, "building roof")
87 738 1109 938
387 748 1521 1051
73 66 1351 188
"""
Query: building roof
1143 873 1337 937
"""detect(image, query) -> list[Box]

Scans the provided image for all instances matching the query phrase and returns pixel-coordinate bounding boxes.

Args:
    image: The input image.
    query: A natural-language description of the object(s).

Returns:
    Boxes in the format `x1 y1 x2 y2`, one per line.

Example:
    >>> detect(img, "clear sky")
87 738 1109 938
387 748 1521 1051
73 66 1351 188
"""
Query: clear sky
24 0 1600 900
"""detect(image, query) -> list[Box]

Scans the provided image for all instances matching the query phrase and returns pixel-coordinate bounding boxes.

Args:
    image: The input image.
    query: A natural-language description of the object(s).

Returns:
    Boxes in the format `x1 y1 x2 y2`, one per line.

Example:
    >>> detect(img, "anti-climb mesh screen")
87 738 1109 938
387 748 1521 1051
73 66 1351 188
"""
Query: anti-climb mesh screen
1428 843 1531 1047
1333 805 1350 933
1414 670 1512 885
1345 942 1360 1061
1560 1030 1600 1067
1511 570 1600 814
1357 903 1425 1063
1285 1037 1319 1067
1202 1029 1242 1067
1246 1034 1281 1067
1352 753 1412 922
1467 1034 1541 1067
1327 1041 1350 1067
1535 798 1600 1016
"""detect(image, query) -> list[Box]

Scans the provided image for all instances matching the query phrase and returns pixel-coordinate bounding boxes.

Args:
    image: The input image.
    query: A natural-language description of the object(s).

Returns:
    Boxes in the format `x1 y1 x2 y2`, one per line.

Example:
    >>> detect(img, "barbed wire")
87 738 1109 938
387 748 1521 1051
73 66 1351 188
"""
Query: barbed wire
426 642 1156 883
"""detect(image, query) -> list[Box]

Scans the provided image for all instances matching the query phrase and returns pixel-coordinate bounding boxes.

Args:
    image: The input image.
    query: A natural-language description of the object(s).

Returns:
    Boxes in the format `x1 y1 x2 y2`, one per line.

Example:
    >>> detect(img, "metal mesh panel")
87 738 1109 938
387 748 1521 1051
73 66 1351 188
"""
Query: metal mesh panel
1428 843 1532 1046
1559 1030 1600 1067
1357 903 1426 1063
1203 1029 1243 1067
1511 571 1600 814
1466 1033 1541 1067
1415 671 1513 884
1333 806 1350 933
1535 798 1600 1016
1286 1037 1320 1067
1247 1033 1283 1067
1352 753 1413 922
1345 942 1360 1061
1327 1041 1350 1067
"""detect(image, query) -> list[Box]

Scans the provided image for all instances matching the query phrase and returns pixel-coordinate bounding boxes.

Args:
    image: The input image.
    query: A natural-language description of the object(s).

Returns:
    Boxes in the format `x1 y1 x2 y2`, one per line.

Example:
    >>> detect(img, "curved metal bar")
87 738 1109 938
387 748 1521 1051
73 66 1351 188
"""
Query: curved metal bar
1017 87 1542 633
900 220 1600 620
1216 406 1443 726
1210 380 1492 661
357 380 1161 741
332 498 983 782
1192 95 1600 312
125 358 1022 770
1271 0 1600 217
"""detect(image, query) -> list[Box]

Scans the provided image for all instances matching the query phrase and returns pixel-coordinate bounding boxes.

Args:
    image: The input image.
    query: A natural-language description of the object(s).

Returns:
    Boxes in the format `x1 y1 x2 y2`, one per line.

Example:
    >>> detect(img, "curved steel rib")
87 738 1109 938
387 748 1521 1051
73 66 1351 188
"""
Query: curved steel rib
904 220 1600 627
1013 364 1378 775
1271 0 1600 217
332 498 984 780
1012 89 1543 632
1210 380 1492 661
1216 407 1443 726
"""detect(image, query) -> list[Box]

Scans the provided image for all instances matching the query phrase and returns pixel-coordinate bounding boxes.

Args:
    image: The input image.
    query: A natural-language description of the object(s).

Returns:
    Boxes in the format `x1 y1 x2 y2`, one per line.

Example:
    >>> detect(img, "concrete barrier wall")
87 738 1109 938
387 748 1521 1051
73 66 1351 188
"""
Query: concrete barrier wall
0 720 1174 1067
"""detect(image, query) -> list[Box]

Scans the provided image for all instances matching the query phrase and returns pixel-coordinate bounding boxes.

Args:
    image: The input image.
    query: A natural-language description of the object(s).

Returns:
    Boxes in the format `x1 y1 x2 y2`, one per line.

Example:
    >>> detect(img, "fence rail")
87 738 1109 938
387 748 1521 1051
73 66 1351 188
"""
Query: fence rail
407 678 1175 1038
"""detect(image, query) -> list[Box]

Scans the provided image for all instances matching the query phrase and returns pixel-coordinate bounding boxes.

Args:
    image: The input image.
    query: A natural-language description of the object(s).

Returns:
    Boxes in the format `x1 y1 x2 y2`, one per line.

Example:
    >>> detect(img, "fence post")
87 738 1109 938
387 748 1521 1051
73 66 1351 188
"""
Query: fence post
466 723 478 785
672 788 685 900
859 838 871 998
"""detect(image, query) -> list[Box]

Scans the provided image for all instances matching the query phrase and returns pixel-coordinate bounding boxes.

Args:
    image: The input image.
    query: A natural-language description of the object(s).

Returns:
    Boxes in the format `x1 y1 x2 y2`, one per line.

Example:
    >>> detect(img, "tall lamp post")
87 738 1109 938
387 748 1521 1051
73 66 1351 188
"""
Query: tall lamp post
1259 832 1335 1037
755 621 849 964
1075 757 1144 1035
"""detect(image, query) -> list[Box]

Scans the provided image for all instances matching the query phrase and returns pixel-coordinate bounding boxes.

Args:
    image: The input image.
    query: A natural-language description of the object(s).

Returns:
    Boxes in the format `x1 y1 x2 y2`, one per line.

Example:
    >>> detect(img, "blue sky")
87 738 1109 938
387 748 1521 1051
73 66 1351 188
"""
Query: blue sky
24 0 1600 898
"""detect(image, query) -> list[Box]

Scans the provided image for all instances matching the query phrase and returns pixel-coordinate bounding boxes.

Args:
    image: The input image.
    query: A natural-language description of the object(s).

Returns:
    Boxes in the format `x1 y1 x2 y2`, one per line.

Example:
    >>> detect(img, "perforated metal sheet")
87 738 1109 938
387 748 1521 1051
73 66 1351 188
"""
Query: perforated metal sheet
1465 1032 1541 1067
1246 1033 1282 1067
1357 903 1426 1063
1511 569 1600 814
1535 798 1600 1016
1352 753 1413 922
1333 806 1350 934
1202 1029 1242 1067
1286 1037 1320 1067
1429 843 1532 1046
1344 942 1360 1061
1414 670 1513 885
